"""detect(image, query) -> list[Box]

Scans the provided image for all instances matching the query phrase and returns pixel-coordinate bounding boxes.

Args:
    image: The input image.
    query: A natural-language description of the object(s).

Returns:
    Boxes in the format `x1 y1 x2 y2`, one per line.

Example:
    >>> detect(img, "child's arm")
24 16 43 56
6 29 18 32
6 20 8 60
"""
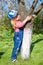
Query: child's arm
15 16 32 28
23 16 32 24
11 15 36 28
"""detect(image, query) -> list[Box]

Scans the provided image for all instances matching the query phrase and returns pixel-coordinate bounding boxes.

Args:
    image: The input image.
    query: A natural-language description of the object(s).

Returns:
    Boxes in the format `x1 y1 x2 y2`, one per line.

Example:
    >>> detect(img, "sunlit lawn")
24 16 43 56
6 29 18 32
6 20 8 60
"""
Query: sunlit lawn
0 34 43 65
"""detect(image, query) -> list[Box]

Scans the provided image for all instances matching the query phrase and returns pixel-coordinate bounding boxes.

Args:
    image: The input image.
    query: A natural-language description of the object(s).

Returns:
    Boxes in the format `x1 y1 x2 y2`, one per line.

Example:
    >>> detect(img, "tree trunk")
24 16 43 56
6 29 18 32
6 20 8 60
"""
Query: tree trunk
18 2 33 59
21 25 33 59
18 0 43 59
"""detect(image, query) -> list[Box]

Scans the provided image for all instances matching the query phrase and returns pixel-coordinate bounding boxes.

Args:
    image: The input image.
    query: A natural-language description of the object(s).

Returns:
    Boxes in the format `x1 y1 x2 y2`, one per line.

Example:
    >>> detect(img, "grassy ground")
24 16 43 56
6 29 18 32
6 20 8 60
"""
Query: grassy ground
0 34 43 65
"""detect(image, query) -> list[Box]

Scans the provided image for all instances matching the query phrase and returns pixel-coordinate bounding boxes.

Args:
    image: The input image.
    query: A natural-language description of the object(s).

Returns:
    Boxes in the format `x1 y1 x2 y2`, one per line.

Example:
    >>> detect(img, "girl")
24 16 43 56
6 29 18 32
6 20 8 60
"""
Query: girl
8 9 33 62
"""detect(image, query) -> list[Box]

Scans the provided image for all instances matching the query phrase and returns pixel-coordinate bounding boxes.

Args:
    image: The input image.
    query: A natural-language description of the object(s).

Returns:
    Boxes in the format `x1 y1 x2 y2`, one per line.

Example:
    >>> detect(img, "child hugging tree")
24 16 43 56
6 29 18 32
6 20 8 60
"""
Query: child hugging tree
8 9 34 62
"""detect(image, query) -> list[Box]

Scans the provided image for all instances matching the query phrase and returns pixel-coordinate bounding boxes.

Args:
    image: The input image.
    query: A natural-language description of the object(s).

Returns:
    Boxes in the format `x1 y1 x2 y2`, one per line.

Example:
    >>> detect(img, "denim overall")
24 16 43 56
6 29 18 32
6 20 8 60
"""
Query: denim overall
11 28 23 60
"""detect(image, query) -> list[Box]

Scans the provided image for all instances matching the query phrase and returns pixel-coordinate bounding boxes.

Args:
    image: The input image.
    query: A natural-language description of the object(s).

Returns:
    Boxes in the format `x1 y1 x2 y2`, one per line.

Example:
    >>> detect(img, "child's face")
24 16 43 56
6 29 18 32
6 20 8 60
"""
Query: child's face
12 15 21 21
15 15 21 21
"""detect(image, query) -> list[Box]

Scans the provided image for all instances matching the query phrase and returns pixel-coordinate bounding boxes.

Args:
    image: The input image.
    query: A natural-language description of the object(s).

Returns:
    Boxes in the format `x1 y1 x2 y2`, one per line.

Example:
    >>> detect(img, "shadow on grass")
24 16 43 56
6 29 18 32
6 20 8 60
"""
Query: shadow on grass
0 52 5 59
30 38 43 53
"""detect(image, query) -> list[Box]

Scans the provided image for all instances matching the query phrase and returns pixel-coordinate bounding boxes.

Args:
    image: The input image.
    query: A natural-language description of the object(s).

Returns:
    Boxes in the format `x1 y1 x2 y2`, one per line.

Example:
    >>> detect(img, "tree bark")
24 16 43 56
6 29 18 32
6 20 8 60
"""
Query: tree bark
18 0 43 59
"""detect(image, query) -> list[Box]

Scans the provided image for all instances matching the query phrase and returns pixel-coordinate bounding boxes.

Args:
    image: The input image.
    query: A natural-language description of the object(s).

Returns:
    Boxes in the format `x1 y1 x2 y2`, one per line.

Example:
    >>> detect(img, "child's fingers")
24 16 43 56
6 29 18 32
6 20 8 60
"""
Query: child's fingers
32 15 37 18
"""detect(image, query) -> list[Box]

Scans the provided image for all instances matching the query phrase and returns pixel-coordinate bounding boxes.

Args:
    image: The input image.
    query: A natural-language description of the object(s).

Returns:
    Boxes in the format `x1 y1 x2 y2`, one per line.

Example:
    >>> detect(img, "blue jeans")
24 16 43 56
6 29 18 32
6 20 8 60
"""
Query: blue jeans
11 29 23 60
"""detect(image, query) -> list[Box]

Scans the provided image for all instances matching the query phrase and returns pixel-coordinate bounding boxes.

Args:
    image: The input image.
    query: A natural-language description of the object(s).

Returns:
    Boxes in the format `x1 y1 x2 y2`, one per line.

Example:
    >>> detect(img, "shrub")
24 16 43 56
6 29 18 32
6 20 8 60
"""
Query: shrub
33 14 43 34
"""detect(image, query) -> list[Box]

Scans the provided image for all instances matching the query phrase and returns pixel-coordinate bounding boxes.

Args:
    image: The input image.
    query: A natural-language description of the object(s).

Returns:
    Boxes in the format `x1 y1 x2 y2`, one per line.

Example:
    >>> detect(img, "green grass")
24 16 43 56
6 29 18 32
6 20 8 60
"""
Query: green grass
0 34 43 65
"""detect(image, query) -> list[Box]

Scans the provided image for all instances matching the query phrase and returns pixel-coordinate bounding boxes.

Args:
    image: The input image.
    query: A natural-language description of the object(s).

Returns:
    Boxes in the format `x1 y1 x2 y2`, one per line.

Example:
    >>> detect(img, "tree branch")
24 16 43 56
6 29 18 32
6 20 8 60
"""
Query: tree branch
27 3 43 28
34 3 43 15
29 0 38 15
25 0 38 28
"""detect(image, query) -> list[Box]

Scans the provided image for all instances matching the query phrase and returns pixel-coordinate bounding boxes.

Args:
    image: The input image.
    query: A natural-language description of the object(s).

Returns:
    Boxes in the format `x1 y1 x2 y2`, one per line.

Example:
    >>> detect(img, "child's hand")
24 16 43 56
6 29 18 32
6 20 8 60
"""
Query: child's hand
32 15 36 19
26 16 32 21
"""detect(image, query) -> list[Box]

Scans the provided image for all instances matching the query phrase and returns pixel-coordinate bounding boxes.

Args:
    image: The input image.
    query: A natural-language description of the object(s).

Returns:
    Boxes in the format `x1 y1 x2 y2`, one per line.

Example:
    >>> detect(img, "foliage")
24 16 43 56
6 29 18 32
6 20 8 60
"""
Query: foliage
0 15 13 35
33 14 43 34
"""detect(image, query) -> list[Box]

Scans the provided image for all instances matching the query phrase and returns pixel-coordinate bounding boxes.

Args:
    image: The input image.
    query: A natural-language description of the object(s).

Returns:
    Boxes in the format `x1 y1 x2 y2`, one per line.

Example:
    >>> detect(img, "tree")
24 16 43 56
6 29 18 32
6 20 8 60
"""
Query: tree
18 0 43 59
0 0 43 59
